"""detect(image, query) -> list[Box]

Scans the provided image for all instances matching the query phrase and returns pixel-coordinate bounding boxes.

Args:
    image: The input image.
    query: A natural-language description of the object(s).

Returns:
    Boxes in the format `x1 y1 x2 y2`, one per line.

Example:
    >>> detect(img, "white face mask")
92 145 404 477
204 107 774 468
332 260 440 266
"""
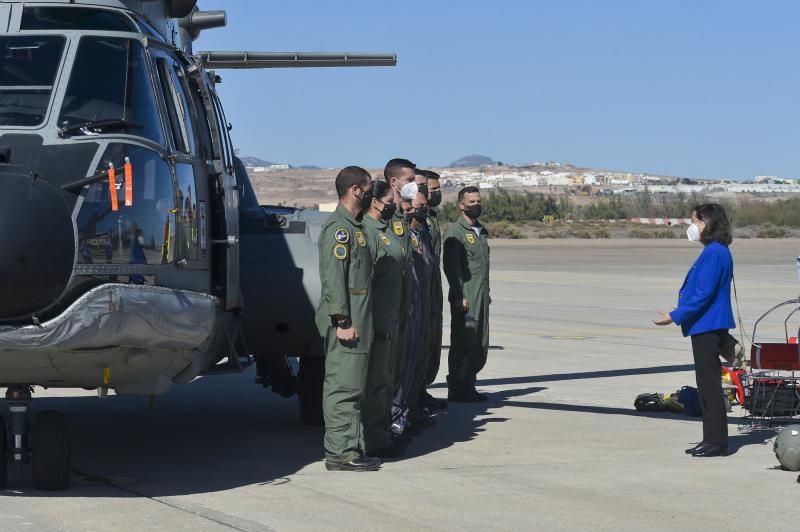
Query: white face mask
398 181 419 201
686 223 701 243
137 236 145 246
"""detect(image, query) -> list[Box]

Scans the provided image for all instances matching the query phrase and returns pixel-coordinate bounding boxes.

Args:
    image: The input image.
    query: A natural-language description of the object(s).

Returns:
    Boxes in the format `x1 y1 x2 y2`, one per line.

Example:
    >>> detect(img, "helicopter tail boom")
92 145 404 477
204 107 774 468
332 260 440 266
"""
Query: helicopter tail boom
195 51 397 69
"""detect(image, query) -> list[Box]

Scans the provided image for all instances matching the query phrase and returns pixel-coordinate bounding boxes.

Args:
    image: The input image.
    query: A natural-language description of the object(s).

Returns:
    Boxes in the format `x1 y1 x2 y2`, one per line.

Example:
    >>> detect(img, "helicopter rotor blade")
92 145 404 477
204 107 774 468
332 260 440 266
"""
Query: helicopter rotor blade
195 51 397 69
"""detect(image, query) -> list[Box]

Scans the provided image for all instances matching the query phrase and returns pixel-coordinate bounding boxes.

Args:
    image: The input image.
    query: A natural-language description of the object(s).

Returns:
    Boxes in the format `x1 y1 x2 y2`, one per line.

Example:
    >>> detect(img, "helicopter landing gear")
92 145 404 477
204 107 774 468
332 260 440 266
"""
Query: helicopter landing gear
4 386 71 491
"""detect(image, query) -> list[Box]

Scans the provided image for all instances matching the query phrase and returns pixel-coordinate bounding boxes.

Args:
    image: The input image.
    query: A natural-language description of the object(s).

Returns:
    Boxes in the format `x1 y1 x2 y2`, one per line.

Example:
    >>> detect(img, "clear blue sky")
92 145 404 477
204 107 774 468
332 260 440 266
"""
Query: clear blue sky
196 1 799 180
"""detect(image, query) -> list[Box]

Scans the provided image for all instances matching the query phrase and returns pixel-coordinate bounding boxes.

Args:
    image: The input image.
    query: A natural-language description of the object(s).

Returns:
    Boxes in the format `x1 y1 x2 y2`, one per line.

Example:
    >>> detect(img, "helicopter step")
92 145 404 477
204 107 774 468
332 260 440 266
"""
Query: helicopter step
2 386 71 491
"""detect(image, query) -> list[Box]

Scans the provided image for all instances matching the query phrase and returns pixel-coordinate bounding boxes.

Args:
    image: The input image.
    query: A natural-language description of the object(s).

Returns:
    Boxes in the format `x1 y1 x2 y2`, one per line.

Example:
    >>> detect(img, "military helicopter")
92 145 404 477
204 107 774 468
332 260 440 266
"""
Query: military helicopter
0 0 395 490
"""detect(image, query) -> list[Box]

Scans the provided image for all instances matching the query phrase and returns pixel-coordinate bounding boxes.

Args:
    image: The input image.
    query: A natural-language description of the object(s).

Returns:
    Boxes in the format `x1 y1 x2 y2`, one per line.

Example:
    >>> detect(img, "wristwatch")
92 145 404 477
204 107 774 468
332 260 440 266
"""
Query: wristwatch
334 317 352 329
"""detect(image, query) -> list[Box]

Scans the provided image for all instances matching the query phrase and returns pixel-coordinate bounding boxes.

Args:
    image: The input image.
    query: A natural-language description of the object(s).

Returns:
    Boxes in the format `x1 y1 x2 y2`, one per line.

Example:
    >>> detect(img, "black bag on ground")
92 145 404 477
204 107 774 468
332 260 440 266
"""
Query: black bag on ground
634 393 665 411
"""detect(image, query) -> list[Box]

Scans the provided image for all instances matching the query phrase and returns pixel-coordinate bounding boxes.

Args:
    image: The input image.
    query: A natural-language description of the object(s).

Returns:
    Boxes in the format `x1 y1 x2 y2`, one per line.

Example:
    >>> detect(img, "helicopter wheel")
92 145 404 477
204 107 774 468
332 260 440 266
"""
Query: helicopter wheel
0 416 7 490
298 357 324 426
31 411 71 491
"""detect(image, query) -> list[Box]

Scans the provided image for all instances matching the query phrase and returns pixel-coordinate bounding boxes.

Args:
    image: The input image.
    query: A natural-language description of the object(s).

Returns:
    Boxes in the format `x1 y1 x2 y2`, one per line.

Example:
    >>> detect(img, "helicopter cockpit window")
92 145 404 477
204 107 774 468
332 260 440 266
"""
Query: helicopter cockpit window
0 36 65 127
76 145 176 270
21 7 138 32
58 37 165 144
152 53 197 156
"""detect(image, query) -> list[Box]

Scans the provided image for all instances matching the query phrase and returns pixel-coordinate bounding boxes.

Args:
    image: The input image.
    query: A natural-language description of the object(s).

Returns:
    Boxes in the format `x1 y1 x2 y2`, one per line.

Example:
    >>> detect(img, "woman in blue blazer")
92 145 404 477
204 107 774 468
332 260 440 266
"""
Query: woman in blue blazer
655 203 735 457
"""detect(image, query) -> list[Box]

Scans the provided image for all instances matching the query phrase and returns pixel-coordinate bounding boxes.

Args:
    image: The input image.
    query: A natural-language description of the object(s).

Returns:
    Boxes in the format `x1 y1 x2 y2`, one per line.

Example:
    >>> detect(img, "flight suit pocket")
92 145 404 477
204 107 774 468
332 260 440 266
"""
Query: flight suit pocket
334 350 369 391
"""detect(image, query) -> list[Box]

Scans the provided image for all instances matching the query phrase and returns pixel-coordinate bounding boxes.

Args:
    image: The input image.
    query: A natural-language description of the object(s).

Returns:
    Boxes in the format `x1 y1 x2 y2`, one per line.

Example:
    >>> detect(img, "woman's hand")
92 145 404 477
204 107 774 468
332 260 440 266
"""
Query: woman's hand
653 312 673 326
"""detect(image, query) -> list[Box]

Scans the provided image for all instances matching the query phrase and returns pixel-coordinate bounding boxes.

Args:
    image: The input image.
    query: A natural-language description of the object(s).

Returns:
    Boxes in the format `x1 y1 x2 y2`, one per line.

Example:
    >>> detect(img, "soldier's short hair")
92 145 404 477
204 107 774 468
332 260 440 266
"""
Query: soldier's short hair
383 158 416 182
335 166 371 198
418 169 440 181
458 185 480 202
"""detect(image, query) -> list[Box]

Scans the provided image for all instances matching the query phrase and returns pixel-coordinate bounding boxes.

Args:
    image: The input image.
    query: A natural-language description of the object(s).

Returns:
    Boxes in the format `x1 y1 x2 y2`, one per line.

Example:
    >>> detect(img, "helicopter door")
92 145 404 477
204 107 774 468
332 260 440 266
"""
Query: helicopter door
189 71 241 310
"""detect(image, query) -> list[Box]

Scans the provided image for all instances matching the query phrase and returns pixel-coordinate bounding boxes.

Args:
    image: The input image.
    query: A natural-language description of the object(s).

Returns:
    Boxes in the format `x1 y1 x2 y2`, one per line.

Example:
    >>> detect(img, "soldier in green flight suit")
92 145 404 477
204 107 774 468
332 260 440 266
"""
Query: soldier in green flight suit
443 186 491 402
419 170 448 412
315 166 379 471
382 158 417 438
405 182 435 429
361 180 407 458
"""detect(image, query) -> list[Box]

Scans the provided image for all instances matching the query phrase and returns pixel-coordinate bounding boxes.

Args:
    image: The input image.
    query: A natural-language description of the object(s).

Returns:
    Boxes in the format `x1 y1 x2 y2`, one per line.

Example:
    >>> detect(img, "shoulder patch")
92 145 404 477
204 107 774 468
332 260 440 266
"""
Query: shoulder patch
355 231 367 247
334 229 350 244
410 233 419 247
393 221 404 237
465 233 476 245
333 244 348 260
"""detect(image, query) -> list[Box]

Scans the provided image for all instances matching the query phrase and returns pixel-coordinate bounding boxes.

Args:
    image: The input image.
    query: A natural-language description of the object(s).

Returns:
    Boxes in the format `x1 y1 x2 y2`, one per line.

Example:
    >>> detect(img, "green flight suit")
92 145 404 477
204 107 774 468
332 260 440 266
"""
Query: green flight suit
362 215 405 452
315 204 373 462
389 211 413 399
407 224 433 411
442 216 490 392
425 212 444 386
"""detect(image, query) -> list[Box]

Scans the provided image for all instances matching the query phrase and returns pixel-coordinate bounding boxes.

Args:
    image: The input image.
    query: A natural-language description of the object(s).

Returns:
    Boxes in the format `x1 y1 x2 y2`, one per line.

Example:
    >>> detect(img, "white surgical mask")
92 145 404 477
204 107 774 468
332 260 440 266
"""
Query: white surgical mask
137 236 145 246
686 223 701 243
399 182 419 201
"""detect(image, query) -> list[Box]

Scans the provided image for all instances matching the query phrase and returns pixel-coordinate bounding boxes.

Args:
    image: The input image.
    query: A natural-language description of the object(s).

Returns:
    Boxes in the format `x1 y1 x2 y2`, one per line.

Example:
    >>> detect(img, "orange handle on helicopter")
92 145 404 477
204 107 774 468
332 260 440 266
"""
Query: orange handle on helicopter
124 157 133 207
108 163 118 212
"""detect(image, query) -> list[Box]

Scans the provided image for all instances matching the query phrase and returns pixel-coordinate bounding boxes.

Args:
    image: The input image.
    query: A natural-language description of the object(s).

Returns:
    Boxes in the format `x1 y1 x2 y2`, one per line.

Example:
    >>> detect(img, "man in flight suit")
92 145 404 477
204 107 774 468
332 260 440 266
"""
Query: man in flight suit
419 170 447 412
383 158 417 440
316 166 379 471
443 186 491 402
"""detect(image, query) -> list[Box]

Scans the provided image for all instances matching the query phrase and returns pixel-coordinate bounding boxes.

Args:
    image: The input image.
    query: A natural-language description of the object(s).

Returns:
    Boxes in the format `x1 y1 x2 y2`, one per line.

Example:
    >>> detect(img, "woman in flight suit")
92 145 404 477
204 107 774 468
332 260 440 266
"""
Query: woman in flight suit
655 203 735 457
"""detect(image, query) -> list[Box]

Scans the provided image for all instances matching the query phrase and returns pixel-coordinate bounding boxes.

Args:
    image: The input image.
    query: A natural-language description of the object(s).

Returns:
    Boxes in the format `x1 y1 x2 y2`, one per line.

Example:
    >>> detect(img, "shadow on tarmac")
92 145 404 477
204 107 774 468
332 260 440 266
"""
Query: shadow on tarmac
2 369 326 497
429 363 696 389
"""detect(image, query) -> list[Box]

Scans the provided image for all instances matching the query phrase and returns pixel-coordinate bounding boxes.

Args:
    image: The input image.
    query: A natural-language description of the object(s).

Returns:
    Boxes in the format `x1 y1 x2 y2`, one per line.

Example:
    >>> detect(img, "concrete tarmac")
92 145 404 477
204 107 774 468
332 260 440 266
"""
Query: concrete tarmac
2 239 800 531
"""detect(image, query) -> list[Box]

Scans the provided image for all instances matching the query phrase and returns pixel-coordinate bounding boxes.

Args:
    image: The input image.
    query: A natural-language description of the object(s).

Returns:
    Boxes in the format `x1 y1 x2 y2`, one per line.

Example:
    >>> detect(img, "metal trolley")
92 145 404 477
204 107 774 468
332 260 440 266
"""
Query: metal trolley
744 298 800 426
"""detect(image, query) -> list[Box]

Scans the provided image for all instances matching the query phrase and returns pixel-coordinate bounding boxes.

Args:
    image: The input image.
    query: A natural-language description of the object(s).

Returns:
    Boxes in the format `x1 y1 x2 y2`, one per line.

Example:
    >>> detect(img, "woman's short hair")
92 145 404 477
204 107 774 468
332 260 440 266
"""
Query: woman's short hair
694 203 733 246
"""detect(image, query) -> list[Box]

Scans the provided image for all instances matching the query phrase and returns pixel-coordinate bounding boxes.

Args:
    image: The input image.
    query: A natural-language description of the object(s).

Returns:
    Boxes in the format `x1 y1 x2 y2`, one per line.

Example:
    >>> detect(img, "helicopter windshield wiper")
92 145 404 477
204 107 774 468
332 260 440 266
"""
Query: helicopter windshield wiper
57 119 144 138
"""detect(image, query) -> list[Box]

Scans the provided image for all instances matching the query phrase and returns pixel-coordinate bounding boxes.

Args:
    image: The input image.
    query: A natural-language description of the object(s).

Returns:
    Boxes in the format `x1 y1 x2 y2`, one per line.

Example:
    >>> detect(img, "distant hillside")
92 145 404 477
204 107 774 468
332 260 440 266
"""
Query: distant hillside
449 154 496 168
239 155 277 167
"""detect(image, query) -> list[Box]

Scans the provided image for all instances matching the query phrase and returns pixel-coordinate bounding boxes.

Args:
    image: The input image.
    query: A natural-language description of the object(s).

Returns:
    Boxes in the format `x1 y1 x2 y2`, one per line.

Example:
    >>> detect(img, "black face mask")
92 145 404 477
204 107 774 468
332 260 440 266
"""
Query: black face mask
358 188 373 210
417 184 429 198
407 206 429 223
377 200 397 220
464 204 482 219
428 190 442 208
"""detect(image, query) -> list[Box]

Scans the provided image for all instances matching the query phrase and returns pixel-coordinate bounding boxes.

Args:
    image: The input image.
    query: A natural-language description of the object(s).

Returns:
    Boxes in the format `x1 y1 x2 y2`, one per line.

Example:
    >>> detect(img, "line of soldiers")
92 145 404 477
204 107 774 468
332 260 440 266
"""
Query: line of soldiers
315 159 491 472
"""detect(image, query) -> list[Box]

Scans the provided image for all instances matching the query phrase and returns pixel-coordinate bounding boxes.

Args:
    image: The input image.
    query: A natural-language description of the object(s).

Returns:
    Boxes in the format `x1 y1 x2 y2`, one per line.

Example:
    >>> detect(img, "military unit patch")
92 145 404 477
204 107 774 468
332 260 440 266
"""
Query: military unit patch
333 244 348 260
393 221 404 237
410 233 419 247
355 231 367 247
334 229 350 244
465 233 476 245
379 234 391 246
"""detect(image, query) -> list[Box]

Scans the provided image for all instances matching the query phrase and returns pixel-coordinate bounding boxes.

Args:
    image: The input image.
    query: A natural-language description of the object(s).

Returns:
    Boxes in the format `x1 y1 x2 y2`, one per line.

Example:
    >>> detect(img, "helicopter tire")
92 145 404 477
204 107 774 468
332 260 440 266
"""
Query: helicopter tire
0 416 7 490
31 411 70 491
299 356 325 426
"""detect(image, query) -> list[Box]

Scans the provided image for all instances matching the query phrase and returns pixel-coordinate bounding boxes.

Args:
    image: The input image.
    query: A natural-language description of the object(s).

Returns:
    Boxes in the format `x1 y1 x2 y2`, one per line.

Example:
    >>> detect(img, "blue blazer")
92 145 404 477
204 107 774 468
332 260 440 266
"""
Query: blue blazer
669 241 735 337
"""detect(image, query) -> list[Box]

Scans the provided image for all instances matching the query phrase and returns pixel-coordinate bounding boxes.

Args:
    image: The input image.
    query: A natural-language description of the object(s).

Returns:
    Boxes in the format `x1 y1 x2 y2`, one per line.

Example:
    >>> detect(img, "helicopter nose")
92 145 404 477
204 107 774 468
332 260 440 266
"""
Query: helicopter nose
0 174 75 321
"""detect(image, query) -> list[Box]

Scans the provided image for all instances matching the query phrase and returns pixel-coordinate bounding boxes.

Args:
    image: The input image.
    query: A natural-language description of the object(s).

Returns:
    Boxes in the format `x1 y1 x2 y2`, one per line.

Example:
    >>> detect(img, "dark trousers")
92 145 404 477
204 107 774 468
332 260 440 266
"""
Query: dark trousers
691 330 729 446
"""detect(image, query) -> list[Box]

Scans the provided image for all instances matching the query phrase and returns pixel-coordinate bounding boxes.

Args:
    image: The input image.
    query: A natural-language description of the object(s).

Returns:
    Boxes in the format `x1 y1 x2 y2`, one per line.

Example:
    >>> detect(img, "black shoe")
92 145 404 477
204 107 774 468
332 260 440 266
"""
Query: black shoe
691 444 729 457
370 442 406 459
685 442 707 455
325 455 382 471
421 391 448 411
409 410 436 428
